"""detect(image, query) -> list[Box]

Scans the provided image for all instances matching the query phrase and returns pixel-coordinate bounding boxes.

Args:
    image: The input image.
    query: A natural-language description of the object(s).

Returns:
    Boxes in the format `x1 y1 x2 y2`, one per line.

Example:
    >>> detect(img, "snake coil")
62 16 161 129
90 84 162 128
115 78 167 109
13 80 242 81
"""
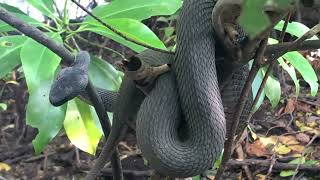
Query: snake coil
50 0 252 178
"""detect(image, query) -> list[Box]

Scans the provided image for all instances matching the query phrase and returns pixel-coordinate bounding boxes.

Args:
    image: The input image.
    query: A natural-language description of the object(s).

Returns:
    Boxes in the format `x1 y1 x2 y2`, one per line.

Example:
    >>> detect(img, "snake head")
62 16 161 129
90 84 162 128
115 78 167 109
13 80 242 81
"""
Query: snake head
49 51 90 106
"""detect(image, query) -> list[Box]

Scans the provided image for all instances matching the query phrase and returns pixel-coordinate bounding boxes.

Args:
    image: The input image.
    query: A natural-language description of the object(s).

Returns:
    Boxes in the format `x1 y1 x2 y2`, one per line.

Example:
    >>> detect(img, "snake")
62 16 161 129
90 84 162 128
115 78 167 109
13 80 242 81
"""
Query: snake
49 0 252 178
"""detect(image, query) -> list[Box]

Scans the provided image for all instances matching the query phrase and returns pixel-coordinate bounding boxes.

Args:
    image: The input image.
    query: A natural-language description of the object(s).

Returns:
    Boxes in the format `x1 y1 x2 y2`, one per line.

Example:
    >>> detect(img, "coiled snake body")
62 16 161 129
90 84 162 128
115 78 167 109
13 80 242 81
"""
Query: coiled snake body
50 0 252 177
137 0 225 177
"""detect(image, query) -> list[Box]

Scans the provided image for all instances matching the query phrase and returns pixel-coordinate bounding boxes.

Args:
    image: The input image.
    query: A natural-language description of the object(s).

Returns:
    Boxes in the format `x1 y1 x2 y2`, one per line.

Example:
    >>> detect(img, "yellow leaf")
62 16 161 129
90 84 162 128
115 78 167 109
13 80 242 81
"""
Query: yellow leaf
292 153 302 157
307 121 318 128
250 130 258 140
300 126 314 132
5 80 19 85
279 135 299 145
259 136 278 146
296 120 304 128
256 174 267 180
0 162 11 171
289 145 305 154
316 108 320 115
274 145 291 155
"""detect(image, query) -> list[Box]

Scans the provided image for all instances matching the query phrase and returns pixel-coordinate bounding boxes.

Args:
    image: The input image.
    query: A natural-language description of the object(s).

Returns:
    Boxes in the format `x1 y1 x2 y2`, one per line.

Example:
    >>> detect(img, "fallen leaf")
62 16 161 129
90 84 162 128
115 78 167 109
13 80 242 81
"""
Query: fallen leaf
296 133 310 143
288 145 305 154
255 174 267 180
280 170 295 177
311 146 320 160
279 136 299 145
277 106 285 116
206 176 214 180
290 157 306 164
259 136 278 146
0 162 11 171
307 121 318 128
247 139 270 157
292 153 302 157
300 126 314 132
297 102 313 113
249 130 258 140
296 120 304 129
274 144 291 155
284 98 296 114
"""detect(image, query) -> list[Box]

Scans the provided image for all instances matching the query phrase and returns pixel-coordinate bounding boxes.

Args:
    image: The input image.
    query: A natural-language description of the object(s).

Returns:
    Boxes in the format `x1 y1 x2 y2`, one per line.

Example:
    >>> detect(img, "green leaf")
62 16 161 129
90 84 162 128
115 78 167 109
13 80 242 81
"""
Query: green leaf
0 103 7 110
87 0 182 21
260 66 281 108
278 57 300 97
0 35 27 79
21 33 65 154
192 176 201 180
82 18 167 52
268 38 300 97
0 3 25 14
283 52 318 96
305 160 319 165
239 0 270 39
213 150 224 169
280 157 306 177
252 58 281 108
289 157 306 164
20 33 62 91
251 61 266 112
27 80 67 154
275 21 319 40
240 0 293 39
280 170 295 177
64 98 102 155
89 56 123 91
27 0 55 19
163 27 175 38
0 13 43 33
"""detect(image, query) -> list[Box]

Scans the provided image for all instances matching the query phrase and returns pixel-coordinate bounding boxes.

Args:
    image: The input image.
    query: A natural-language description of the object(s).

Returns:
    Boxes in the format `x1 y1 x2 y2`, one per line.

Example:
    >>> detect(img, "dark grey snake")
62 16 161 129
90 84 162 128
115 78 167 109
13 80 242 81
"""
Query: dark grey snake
50 0 252 177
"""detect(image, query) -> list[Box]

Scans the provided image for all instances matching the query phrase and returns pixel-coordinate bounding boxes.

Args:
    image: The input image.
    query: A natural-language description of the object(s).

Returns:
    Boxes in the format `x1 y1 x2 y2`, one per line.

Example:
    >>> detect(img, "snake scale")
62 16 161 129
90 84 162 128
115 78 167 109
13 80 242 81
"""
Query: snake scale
50 0 252 177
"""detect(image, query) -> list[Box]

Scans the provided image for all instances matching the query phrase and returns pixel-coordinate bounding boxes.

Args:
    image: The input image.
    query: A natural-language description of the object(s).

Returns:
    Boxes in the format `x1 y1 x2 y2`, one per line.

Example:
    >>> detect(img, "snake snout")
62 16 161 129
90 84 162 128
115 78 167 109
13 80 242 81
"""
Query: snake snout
49 51 91 107
49 68 88 106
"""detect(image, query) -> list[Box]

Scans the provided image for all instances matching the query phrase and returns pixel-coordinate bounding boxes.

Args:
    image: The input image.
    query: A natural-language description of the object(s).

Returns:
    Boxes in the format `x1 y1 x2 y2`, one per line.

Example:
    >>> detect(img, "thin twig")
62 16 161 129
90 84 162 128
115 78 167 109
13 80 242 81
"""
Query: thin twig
291 134 318 180
236 145 253 180
227 159 320 171
78 164 155 177
0 7 123 180
279 12 292 42
265 138 280 180
215 37 269 180
85 125 128 180
74 34 127 61
69 0 173 54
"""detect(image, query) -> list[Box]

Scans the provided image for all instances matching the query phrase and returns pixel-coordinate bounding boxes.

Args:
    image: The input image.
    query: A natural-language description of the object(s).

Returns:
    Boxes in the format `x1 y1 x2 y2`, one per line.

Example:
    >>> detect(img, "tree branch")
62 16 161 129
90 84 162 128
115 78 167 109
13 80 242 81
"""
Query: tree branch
227 159 320 172
265 40 320 57
0 7 123 180
215 37 269 180
78 164 155 177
